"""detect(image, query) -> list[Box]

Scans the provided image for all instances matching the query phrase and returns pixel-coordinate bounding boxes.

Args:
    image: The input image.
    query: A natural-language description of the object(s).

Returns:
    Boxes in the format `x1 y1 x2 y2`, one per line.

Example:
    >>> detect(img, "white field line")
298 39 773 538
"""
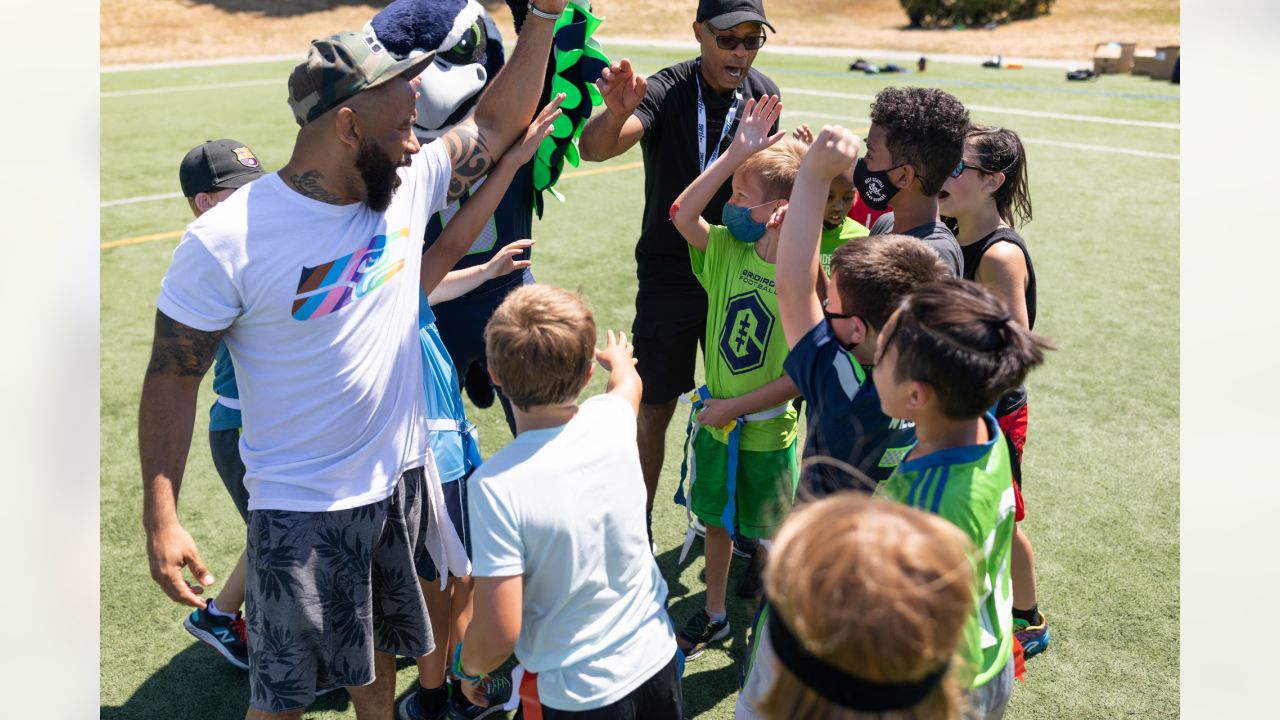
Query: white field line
786 110 1179 160
101 192 184 208
101 77 1177 130
101 78 279 98
782 87 1179 129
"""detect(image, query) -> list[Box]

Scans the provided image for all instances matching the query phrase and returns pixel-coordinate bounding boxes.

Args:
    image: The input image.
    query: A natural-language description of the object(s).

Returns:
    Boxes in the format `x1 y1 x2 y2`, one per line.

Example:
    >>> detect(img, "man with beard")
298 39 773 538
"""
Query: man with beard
578 0 780 564
139 9 568 718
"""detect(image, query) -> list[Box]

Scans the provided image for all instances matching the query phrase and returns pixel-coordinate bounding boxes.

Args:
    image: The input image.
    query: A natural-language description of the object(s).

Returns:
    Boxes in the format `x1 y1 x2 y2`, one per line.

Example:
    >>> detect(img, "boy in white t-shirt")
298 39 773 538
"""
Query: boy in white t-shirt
453 285 682 719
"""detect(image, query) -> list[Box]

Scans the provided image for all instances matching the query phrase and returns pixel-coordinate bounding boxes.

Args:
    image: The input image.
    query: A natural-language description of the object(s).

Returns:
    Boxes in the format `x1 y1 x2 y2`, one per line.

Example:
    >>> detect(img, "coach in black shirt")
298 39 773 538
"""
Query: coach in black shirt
579 0 780 535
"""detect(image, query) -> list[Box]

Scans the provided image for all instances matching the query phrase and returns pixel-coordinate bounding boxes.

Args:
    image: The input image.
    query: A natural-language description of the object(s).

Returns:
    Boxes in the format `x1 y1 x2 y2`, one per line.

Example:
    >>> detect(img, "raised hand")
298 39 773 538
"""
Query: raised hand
727 94 786 160
595 329 637 372
801 125 862 181
483 239 535 279
792 123 814 144
595 58 648 116
505 93 566 166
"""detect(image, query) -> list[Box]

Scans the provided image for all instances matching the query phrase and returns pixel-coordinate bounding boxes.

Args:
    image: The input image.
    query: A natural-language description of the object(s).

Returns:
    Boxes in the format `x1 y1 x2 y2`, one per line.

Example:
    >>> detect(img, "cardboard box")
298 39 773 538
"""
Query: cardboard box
1094 42 1136 74
1149 45 1180 81
1131 47 1158 76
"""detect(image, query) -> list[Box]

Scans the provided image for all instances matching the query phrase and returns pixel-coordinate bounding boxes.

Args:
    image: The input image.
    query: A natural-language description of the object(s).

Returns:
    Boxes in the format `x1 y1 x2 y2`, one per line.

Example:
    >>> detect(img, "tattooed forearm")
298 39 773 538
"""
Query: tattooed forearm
442 123 494 200
145 311 224 377
287 169 343 205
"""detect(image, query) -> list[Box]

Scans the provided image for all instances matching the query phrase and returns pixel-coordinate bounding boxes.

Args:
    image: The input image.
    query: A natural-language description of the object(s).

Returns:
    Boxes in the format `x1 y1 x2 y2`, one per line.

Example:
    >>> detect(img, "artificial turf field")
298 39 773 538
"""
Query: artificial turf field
100 42 1179 719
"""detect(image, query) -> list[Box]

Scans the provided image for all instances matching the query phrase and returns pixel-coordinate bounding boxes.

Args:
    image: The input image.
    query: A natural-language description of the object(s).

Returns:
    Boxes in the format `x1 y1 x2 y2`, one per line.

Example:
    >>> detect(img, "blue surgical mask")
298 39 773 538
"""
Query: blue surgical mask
722 200 776 244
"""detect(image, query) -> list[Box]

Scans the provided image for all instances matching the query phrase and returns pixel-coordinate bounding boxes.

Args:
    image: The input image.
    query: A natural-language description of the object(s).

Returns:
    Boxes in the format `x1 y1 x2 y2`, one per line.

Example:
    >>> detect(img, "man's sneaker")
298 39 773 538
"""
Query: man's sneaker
691 519 754 559
183 601 248 670
398 688 450 720
677 610 731 660
1014 611 1051 657
451 673 513 719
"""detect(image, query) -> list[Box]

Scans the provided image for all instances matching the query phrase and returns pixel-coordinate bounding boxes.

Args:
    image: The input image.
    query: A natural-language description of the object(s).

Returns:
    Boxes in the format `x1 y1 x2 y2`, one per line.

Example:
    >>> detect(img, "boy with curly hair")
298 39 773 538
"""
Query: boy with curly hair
854 86 970 277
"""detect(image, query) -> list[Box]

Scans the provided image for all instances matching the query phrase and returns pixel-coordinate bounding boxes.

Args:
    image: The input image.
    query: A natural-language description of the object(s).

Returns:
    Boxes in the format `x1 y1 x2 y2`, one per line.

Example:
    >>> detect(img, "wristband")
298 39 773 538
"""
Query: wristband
451 643 490 684
528 2 561 21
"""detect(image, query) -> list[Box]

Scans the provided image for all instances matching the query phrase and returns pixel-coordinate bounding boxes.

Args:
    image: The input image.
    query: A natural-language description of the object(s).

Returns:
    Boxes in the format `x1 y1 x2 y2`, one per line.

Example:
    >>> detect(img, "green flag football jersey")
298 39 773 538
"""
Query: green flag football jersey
819 216 870 275
876 414 1016 688
690 226 799 452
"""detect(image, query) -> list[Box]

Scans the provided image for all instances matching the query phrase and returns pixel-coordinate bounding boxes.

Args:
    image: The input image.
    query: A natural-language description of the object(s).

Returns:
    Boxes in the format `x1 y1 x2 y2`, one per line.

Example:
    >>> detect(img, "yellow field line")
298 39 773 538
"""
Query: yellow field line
99 161 644 251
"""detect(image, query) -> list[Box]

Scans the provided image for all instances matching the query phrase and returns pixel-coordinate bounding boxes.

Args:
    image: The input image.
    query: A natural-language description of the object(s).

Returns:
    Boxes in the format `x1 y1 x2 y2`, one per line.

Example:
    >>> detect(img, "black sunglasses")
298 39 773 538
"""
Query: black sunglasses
822 298 857 320
705 28 767 51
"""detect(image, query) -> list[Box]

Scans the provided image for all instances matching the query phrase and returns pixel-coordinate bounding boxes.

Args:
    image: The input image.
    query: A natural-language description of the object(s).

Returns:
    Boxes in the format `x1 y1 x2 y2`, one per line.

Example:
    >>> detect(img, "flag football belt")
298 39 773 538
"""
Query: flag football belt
424 418 483 474
673 385 790 563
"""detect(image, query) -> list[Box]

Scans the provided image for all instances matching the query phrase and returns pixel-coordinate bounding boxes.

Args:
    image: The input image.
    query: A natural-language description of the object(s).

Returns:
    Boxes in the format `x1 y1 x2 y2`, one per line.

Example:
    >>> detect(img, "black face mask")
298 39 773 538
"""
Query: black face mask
853 157 904 211
822 300 865 352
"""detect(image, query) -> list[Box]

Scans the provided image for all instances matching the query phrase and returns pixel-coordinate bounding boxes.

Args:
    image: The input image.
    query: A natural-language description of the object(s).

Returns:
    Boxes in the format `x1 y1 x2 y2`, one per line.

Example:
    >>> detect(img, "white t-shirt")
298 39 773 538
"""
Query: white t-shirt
157 141 452 511
468 394 677 711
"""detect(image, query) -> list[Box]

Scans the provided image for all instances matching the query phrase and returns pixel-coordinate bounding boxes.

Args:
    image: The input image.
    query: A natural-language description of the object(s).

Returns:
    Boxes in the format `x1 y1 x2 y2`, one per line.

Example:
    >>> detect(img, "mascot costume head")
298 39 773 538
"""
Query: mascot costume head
364 0 608 433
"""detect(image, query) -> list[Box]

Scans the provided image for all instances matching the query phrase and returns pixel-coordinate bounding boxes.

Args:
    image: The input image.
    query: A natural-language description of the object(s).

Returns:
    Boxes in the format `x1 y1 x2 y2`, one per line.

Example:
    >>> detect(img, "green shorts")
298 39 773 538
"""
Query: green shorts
689 427 799 539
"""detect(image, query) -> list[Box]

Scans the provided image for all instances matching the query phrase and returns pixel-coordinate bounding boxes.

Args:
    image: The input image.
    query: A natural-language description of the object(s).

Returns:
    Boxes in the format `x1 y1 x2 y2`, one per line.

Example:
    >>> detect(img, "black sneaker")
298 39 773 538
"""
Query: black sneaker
450 673 513 719
677 610 730 660
182 600 248 670
463 361 496 409
398 687 450 720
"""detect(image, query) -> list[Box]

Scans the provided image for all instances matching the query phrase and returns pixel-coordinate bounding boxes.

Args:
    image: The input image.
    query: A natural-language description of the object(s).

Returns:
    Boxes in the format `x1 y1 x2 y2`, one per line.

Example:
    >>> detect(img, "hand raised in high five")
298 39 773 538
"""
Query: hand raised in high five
801 125 862 181
595 58 648 116
726 94 786 161
792 123 814 144
500 93 566 167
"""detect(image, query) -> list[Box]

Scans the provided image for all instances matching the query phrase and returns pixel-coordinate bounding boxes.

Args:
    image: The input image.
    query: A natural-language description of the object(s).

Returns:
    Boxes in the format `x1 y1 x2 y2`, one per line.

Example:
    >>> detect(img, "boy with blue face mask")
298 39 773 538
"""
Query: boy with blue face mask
669 95 805 660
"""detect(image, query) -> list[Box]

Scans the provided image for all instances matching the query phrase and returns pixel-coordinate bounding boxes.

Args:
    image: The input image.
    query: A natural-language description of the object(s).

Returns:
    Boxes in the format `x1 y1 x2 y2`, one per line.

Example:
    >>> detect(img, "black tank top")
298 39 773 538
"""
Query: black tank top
961 227 1038 414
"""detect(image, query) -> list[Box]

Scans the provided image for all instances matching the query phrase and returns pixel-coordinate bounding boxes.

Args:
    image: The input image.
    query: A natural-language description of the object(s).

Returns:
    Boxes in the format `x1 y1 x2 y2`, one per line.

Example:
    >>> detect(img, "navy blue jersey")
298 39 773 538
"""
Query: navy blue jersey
423 161 536 297
783 320 917 496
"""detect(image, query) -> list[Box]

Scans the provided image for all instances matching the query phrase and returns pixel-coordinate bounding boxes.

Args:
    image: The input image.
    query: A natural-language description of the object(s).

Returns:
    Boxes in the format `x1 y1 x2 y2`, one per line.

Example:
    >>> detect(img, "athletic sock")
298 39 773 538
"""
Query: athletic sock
417 683 448 714
1013 604 1040 625
206 597 237 619
708 609 728 624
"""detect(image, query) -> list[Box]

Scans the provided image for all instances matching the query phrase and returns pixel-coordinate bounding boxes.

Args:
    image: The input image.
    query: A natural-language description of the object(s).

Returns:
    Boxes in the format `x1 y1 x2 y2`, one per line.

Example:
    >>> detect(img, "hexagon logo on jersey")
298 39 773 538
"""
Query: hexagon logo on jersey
719 290 775 374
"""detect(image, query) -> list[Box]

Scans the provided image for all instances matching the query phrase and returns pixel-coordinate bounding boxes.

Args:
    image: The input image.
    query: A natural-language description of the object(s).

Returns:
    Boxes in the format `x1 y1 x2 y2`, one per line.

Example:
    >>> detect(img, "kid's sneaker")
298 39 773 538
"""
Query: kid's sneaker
677 610 731 660
452 673 513 719
1014 611 1051 657
182 600 248 670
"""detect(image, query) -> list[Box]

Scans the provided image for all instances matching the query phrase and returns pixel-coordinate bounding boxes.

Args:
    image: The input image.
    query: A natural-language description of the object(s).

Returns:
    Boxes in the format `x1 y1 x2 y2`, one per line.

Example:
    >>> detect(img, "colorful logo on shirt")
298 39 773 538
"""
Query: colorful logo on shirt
291 228 408 321
719 290 775 374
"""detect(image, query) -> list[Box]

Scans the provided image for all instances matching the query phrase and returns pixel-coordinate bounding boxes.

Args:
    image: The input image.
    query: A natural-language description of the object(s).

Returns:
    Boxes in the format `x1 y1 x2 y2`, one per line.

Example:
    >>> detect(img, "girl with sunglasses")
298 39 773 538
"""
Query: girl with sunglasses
938 124 1050 660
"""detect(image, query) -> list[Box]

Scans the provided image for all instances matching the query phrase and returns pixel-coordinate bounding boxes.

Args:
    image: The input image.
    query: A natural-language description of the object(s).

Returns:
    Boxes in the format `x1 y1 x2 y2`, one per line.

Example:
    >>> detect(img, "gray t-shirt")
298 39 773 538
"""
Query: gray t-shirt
870 213 963 277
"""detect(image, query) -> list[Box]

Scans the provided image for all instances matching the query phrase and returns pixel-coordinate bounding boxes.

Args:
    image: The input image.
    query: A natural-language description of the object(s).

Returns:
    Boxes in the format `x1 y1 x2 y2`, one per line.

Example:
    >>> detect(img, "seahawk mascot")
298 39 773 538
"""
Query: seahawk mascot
367 0 607 434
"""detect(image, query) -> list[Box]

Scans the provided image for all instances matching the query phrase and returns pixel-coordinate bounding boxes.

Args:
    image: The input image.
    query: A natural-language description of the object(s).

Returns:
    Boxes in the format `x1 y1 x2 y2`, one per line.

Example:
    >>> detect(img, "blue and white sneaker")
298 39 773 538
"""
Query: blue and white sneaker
182 599 248 670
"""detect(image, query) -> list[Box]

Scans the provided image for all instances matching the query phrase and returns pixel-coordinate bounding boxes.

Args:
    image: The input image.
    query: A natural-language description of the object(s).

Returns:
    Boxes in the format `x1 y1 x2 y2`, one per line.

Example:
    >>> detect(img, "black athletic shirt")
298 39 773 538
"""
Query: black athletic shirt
961 226 1038 415
869 213 964 278
631 59 780 334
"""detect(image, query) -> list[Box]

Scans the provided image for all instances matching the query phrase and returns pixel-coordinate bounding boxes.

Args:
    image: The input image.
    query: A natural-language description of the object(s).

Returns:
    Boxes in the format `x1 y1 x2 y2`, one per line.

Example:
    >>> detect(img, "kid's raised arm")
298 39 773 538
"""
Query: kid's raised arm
670 95 784 251
420 95 564 295
777 125 860 349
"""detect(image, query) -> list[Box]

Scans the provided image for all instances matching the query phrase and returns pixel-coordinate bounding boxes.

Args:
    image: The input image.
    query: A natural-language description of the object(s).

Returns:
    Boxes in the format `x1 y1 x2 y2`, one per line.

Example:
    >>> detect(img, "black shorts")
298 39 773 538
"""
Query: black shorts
208 427 249 523
415 473 473 581
520 652 683 719
632 326 705 404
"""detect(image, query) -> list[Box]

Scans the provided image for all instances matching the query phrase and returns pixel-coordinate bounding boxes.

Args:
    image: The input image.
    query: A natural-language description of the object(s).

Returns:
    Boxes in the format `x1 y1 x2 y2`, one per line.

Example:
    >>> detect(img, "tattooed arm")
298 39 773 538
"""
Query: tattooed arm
438 0 567 200
139 310 223 608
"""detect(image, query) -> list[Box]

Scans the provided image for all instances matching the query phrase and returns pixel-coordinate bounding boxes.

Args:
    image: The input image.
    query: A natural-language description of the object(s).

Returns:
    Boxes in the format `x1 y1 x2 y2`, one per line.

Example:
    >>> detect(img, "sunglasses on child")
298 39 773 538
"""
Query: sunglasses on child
705 28 767 51
822 298 858 320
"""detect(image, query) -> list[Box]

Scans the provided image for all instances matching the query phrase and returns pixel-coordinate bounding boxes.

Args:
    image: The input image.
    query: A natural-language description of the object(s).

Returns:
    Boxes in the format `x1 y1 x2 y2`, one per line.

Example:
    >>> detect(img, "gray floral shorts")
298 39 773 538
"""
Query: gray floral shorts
245 467 433 712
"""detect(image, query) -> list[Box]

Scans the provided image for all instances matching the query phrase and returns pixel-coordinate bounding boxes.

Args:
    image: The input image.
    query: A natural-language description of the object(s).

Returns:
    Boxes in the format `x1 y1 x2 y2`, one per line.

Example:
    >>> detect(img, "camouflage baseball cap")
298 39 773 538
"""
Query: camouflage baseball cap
287 31 436 127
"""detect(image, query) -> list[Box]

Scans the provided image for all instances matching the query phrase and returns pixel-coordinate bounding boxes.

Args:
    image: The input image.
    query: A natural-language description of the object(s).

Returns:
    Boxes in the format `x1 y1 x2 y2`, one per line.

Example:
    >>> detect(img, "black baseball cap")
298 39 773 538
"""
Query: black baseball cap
179 139 266 197
696 0 775 33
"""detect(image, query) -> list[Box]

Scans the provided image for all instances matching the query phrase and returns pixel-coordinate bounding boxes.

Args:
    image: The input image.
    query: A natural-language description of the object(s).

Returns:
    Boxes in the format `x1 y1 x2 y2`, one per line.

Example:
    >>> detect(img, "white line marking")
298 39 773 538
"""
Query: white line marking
785 111 1179 160
101 192 184 207
782 87 1179 129
101 78 278 98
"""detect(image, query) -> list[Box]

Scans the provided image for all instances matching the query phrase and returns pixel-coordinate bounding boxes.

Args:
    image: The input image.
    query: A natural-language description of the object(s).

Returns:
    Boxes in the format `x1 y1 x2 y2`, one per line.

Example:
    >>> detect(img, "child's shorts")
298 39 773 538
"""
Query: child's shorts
690 428 799 539
997 403 1029 522
415 471 473 582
